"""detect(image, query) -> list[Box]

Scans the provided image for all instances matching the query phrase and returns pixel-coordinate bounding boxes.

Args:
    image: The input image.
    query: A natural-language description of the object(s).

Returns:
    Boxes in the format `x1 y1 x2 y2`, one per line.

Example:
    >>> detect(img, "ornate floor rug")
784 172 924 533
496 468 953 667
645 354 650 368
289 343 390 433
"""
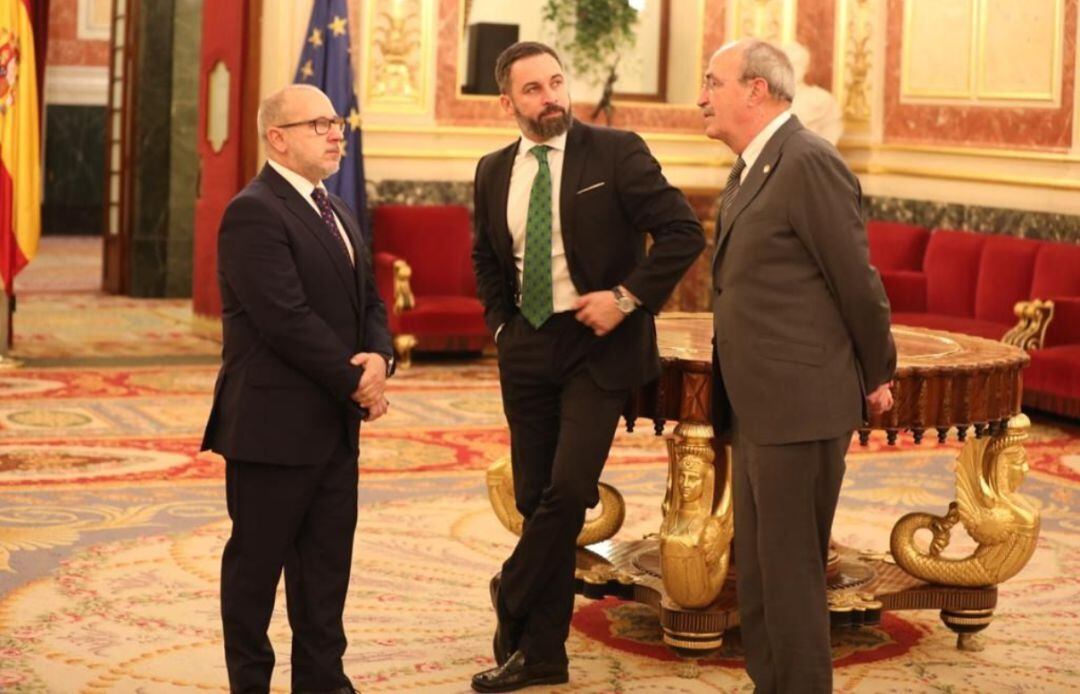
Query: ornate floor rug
0 279 1077 692
1 358 1078 692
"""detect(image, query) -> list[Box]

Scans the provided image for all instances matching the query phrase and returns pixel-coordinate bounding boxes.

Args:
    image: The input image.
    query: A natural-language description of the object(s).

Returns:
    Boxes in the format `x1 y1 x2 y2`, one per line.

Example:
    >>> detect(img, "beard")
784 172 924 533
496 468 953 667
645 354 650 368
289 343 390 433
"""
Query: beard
514 102 573 141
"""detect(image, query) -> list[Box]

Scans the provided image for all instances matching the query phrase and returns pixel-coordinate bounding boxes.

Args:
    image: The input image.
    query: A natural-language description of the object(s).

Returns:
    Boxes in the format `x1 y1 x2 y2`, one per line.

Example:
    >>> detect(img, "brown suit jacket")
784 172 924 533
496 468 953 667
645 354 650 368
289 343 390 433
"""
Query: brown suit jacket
711 116 896 445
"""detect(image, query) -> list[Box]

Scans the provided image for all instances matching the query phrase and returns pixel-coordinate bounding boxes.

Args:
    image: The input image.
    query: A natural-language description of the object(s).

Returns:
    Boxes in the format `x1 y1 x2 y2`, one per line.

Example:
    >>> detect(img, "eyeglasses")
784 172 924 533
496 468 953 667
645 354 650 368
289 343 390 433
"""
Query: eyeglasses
274 116 346 135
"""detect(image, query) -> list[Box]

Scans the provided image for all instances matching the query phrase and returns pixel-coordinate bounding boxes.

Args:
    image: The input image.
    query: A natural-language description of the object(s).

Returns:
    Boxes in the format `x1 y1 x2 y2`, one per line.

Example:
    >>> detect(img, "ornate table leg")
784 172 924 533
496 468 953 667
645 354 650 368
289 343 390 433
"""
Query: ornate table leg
659 421 733 609
888 414 1040 647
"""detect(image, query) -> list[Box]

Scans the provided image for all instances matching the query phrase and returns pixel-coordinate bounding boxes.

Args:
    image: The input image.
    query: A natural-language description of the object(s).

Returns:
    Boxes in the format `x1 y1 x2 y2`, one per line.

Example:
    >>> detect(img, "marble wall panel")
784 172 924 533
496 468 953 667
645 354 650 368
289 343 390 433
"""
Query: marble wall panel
47 0 109 67
864 195 1080 243
42 105 105 235
884 0 1077 149
796 0 835 91
128 0 202 298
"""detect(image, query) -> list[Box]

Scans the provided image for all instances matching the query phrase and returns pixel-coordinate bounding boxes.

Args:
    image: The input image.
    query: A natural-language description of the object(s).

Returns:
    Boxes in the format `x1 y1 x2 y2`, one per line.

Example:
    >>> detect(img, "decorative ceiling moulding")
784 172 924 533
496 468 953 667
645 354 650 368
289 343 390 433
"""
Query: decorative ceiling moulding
363 0 434 114
834 0 874 128
731 0 797 43
433 0 725 132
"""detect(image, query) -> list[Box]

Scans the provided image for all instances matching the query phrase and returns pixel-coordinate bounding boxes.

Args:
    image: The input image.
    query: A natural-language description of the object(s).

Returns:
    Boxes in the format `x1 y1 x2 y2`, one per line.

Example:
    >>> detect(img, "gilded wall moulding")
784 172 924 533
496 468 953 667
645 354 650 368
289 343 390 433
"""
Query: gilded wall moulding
733 0 796 43
364 0 432 113
837 0 873 123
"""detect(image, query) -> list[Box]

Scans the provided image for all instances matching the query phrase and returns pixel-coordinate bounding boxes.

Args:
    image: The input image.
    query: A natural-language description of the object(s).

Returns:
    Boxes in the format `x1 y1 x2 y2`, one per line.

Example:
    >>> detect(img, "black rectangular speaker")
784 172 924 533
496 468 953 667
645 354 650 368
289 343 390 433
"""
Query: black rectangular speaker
463 23 519 95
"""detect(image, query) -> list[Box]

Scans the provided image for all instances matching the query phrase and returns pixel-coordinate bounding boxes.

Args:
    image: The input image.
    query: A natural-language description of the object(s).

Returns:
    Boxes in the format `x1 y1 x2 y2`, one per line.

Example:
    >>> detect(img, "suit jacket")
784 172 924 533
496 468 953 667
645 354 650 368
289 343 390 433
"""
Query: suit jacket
472 119 705 390
712 115 896 446
201 163 393 466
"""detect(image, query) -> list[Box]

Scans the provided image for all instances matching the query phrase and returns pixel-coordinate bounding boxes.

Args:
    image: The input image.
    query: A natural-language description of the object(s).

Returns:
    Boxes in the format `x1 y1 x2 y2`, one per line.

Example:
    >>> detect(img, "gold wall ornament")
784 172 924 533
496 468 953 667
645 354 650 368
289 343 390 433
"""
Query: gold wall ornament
889 413 1040 587
659 424 734 609
485 455 626 547
1002 299 1055 352
365 0 431 112
835 0 872 124
733 0 795 42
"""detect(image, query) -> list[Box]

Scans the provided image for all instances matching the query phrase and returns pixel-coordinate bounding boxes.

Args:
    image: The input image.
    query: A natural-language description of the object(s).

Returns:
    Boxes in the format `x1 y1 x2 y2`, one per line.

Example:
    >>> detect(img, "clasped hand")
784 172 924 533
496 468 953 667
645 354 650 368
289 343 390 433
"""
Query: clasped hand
866 381 894 416
349 353 388 421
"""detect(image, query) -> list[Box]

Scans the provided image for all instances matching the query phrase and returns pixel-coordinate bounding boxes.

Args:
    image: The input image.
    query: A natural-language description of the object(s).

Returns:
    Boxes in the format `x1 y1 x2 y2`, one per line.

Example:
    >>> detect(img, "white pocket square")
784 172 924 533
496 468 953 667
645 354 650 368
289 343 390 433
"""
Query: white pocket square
576 182 606 195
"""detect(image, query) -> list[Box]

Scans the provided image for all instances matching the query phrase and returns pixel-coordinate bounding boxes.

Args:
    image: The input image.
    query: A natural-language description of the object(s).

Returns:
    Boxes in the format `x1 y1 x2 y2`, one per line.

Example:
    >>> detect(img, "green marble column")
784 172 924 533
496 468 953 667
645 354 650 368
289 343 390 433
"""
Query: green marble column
129 0 202 297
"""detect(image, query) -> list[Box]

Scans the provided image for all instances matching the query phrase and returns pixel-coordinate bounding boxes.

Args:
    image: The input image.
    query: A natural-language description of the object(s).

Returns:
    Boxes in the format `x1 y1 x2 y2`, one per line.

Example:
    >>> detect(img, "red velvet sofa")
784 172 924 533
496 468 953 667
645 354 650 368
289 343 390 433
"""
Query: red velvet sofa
371 205 490 366
867 221 1080 418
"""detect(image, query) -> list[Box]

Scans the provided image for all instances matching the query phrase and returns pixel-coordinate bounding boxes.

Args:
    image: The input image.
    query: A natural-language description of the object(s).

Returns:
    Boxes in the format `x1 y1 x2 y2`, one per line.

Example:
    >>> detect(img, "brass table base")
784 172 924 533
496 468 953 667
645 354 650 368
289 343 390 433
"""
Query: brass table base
574 540 998 657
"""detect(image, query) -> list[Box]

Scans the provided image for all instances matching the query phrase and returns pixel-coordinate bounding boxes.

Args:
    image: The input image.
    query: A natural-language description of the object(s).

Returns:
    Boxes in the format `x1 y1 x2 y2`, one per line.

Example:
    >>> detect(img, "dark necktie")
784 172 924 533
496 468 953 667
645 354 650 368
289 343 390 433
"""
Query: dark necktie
310 187 354 266
521 145 554 328
719 156 746 233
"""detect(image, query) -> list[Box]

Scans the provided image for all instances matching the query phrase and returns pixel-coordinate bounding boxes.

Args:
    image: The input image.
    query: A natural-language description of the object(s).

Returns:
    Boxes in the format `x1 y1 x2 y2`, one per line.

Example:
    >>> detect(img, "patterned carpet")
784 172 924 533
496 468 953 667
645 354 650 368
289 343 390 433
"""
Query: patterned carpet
1 255 1078 691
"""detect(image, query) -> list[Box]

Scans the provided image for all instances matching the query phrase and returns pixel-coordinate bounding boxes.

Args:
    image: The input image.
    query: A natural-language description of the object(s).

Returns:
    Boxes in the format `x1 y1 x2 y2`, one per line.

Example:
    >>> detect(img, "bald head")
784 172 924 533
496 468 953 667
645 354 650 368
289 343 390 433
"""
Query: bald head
258 84 344 185
715 38 795 103
257 84 331 143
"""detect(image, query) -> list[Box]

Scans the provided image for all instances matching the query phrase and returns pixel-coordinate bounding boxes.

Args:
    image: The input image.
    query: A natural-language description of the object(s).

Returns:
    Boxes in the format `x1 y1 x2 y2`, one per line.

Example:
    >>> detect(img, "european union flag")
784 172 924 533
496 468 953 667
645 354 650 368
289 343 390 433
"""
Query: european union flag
295 0 369 244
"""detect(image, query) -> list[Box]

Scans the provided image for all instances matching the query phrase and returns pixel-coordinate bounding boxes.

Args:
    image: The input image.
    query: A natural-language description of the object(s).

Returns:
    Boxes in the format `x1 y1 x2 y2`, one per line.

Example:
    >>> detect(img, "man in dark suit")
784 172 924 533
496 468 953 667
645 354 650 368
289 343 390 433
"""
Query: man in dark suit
700 39 896 693
470 41 705 692
202 84 394 694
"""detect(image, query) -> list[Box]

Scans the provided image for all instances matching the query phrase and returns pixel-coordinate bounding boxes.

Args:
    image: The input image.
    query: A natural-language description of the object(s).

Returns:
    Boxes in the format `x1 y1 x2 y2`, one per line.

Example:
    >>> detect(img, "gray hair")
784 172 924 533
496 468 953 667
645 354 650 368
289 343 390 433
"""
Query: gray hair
257 84 327 142
729 38 795 102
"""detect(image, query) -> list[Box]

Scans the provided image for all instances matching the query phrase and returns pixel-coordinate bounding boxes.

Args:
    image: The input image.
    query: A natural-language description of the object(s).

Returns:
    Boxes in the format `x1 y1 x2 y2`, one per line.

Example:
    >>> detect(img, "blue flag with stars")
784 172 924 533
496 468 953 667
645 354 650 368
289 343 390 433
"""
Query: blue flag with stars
295 0 369 244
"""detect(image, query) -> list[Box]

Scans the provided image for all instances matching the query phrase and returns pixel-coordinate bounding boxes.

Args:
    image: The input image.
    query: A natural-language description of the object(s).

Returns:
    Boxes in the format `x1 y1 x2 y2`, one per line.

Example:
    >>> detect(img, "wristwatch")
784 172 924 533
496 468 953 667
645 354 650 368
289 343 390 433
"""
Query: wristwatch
382 353 396 378
612 286 637 315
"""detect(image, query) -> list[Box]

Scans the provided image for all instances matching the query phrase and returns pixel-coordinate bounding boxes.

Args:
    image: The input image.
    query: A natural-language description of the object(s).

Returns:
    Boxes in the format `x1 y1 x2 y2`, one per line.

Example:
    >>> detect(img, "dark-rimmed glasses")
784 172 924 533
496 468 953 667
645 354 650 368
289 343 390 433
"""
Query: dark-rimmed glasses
274 116 346 135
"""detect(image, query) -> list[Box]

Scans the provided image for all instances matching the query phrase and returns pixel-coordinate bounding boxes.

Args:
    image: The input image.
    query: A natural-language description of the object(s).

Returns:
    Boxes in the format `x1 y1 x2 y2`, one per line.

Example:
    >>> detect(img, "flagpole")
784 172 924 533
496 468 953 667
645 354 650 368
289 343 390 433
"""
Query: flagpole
0 288 19 369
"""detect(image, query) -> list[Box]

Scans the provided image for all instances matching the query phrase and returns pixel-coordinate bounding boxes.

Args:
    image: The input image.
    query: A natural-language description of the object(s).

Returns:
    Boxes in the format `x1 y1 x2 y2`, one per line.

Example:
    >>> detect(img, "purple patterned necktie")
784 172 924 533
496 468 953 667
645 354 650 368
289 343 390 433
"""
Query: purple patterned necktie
310 187 354 266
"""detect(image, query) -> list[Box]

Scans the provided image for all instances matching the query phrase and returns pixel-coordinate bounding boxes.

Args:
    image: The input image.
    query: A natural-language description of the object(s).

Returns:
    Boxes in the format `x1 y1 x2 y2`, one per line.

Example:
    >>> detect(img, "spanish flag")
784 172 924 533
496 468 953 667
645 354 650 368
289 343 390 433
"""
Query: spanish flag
0 0 40 294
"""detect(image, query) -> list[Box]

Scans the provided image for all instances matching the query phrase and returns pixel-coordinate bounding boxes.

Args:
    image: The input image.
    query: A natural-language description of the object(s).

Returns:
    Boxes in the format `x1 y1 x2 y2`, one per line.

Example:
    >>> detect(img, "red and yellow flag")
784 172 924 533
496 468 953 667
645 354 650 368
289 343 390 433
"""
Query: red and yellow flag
0 0 40 294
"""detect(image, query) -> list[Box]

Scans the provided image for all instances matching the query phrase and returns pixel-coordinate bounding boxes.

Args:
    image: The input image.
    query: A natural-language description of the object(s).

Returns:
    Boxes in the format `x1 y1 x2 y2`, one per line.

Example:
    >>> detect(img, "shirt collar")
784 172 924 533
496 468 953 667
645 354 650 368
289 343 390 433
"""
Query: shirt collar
268 158 327 200
740 110 792 177
516 129 569 160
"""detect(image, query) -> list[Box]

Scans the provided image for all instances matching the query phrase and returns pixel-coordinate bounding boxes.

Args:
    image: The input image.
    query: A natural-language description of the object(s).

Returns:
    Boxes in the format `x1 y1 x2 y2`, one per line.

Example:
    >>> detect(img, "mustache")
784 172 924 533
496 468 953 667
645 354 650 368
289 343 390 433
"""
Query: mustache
541 105 567 117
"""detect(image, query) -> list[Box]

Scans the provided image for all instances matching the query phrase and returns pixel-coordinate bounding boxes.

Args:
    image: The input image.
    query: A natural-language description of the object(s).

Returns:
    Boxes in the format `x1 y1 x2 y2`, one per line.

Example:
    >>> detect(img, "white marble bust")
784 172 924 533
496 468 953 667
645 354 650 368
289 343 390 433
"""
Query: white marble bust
783 42 844 146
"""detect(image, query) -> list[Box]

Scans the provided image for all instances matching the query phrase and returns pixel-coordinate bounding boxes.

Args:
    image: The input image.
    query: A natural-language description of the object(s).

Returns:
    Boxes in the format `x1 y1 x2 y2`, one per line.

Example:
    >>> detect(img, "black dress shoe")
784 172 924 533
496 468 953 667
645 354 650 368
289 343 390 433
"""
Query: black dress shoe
471 650 568 693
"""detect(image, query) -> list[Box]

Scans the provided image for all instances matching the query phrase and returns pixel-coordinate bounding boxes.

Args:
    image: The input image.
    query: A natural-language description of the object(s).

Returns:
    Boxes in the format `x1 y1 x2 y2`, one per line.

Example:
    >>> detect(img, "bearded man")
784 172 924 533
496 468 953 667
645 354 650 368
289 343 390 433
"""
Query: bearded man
469 41 704 692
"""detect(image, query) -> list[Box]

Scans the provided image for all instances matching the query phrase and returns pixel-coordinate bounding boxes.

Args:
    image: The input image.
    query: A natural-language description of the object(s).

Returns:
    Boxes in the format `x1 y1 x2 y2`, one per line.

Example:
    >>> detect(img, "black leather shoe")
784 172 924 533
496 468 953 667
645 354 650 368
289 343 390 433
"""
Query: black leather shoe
471 650 569 692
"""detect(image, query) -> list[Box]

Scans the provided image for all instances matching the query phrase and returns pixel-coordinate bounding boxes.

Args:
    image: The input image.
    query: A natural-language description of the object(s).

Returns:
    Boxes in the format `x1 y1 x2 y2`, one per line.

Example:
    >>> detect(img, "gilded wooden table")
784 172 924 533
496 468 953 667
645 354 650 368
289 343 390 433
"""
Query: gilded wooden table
487 313 1036 656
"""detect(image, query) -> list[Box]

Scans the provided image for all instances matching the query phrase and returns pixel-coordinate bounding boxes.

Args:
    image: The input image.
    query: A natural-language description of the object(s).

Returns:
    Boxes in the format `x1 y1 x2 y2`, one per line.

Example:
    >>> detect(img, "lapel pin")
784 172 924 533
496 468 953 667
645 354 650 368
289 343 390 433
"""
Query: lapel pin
763 164 771 175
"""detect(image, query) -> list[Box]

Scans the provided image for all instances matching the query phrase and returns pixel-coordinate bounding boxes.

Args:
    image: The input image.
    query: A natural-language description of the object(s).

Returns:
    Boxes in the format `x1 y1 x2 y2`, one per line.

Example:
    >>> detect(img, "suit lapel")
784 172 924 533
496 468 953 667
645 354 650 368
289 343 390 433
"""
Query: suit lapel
558 120 587 252
712 116 804 267
262 165 360 312
489 141 518 270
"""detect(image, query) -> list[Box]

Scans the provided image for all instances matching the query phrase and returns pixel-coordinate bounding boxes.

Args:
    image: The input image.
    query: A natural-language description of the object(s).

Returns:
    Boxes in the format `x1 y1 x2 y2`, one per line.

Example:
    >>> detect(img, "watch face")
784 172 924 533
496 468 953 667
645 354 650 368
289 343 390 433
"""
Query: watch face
616 297 635 313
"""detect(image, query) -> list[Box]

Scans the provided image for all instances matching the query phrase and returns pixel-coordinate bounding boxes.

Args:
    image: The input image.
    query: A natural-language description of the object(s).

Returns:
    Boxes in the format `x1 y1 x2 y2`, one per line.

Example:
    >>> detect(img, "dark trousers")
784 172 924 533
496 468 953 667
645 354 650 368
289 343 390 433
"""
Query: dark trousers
731 423 848 694
495 312 629 664
221 437 358 693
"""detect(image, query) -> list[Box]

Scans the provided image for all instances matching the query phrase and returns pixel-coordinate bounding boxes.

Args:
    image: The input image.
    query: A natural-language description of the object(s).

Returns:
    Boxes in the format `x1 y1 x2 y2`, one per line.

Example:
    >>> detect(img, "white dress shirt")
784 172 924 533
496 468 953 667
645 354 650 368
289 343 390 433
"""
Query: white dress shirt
506 130 580 313
268 158 355 265
738 110 792 184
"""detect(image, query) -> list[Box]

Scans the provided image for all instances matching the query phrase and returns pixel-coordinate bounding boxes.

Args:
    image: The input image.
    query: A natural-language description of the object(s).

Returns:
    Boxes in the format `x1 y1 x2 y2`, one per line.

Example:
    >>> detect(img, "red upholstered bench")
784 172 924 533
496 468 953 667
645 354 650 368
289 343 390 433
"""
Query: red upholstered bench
868 222 1080 419
372 205 491 367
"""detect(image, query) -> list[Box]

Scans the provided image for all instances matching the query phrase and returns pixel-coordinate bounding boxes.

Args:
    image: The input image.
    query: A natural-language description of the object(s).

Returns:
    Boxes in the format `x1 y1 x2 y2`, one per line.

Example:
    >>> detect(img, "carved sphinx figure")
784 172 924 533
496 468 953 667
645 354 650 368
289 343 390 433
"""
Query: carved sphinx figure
660 451 734 608
890 414 1041 587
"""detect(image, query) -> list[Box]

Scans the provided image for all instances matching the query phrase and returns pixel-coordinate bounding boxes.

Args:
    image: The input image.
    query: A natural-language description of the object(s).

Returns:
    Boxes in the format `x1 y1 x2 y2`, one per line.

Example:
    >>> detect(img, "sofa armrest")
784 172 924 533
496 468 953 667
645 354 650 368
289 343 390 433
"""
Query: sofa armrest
374 251 415 315
880 270 927 312
1043 297 1080 347
1002 299 1054 351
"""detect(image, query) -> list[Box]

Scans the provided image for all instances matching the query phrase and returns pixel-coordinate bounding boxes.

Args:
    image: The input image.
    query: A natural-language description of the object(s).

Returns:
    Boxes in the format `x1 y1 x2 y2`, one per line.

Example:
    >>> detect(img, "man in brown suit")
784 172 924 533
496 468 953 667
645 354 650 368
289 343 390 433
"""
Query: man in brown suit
700 39 896 693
